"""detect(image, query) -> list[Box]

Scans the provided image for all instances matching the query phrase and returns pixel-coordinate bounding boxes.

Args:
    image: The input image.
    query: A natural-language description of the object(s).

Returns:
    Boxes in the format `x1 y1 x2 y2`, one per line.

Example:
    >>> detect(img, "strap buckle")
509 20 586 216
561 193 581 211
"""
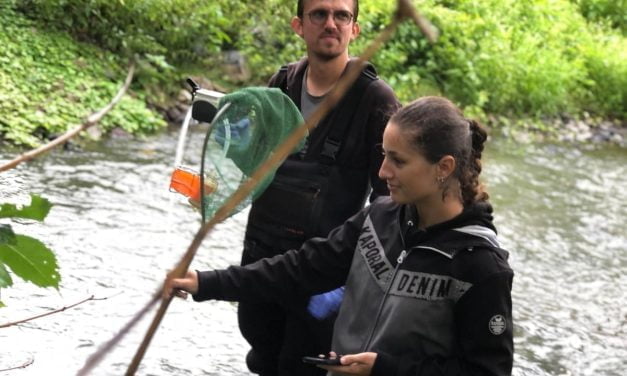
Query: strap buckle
320 138 341 161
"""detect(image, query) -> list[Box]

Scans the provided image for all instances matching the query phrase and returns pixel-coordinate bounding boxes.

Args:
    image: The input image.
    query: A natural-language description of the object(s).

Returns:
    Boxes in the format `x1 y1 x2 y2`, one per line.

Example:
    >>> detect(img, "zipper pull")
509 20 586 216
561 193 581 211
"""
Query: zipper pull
397 250 407 264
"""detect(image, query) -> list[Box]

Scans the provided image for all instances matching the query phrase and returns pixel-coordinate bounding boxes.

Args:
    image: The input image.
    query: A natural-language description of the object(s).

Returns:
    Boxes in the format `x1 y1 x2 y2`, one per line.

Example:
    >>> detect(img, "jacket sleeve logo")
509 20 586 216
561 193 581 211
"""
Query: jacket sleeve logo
488 314 507 335
358 216 393 287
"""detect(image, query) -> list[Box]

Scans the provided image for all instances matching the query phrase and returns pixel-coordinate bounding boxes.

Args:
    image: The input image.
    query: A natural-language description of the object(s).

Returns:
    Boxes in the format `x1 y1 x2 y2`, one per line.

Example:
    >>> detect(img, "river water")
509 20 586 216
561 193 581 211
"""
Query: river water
0 125 625 375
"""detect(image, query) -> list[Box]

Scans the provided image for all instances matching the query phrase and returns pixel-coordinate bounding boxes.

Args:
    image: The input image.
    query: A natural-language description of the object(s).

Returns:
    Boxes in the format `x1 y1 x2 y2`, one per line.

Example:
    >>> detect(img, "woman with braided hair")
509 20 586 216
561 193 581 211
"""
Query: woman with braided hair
166 96 514 376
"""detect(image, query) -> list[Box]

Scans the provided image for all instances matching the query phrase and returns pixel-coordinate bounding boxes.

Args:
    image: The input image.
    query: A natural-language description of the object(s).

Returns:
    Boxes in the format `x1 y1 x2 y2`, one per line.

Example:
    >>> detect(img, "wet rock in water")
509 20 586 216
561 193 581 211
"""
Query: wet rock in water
555 117 625 146
590 126 615 143
85 124 103 140
35 129 81 151
588 121 625 146
166 103 190 124
109 126 132 139
177 89 192 103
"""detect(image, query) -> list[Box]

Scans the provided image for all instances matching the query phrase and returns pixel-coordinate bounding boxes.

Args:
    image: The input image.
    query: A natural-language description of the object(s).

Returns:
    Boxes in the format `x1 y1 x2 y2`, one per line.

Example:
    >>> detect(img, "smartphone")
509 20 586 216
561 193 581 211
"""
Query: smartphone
302 355 343 366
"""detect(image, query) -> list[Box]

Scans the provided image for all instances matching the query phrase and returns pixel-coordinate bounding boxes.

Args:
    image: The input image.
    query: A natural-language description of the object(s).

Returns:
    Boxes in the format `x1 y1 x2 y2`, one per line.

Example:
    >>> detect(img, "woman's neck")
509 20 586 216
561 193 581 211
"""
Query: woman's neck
414 195 464 230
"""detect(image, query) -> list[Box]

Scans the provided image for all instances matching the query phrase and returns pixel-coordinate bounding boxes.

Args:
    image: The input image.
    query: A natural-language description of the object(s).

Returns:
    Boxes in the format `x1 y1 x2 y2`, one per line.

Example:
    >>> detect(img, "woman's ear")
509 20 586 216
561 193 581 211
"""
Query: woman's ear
437 155 456 179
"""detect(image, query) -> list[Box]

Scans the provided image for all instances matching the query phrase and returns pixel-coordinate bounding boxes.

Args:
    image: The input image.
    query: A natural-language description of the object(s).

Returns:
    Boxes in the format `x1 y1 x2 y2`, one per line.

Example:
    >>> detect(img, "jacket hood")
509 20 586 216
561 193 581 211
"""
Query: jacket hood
400 201 500 257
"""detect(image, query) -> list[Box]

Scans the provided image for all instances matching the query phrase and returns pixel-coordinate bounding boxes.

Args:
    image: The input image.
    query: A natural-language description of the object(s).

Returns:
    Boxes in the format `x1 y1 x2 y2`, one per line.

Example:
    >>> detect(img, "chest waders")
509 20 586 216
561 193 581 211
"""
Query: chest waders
246 65 378 246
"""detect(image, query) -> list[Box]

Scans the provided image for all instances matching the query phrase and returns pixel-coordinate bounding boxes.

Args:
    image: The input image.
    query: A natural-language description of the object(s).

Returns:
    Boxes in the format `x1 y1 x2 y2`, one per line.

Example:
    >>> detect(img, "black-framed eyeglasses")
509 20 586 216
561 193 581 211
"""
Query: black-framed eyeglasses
305 9 354 26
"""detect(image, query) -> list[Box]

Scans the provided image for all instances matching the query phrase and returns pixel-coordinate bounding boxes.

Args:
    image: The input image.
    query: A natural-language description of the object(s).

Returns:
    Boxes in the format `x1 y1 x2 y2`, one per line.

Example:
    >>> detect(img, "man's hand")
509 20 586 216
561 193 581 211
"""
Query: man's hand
319 352 377 376
163 270 199 299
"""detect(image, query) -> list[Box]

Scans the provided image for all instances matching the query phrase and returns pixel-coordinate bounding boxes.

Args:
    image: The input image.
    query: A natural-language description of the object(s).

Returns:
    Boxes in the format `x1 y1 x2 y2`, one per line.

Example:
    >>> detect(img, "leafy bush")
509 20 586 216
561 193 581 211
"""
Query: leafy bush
15 0 230 66
8 0 302 126
571 0 627 33
580 31 627 118
0 2 166 146
355 0 625 120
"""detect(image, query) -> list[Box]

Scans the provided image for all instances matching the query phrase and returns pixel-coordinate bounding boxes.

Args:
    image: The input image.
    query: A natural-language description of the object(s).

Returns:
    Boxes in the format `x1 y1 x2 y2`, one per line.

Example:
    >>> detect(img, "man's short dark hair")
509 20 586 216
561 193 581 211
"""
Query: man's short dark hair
297 0 359 22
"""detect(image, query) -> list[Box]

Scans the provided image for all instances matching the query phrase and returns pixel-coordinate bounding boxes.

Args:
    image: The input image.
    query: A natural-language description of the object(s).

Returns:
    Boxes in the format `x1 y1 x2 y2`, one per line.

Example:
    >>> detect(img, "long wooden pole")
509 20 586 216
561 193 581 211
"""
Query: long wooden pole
0 62 136 173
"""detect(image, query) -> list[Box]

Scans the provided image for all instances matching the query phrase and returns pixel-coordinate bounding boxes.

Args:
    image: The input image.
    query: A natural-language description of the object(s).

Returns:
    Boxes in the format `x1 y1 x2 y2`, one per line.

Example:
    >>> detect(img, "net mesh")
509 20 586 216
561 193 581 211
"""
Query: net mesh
200 87 305 221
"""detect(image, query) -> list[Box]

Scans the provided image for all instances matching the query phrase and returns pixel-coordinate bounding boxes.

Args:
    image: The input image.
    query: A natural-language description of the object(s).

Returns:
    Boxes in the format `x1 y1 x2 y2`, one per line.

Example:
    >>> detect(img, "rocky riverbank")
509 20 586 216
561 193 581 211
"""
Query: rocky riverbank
493 114 626 147
556 117 625 145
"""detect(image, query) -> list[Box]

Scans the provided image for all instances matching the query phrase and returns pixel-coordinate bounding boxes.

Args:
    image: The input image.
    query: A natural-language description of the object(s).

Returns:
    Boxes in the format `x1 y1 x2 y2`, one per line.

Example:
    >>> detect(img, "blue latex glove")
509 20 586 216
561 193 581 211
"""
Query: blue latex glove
214 117 251 148
307 287 345 320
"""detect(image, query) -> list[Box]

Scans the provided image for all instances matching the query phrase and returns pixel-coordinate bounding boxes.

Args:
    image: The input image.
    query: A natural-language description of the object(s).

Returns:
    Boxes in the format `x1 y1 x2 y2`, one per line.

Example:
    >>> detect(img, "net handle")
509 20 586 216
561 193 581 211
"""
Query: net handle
173 107 194 168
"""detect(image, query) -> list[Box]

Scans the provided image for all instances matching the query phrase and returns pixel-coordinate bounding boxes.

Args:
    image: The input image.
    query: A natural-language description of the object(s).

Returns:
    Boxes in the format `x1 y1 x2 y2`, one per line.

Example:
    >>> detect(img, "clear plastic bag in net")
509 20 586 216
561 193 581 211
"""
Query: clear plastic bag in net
200 87 306 221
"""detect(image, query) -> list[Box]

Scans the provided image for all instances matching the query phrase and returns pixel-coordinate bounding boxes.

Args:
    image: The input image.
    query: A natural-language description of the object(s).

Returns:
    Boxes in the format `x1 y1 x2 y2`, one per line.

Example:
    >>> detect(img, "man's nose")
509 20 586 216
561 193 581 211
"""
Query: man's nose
323 13 338 28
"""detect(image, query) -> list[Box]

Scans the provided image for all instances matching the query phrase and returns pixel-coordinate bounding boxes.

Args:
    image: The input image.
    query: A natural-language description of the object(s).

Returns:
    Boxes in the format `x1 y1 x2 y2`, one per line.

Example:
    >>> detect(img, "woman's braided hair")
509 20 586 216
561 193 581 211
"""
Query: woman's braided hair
390 96 489 206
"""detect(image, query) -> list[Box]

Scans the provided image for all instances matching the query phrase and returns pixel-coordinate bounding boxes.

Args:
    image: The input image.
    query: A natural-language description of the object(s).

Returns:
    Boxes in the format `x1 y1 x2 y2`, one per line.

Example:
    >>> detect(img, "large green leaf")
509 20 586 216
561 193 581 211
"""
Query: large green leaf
0 234 60 289
0 224 16 245
0 194 52 221
0 263 12 288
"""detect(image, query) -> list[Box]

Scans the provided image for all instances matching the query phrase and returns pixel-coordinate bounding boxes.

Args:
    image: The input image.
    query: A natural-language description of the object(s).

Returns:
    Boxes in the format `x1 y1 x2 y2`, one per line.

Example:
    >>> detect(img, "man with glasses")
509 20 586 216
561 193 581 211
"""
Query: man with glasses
239 1 399 375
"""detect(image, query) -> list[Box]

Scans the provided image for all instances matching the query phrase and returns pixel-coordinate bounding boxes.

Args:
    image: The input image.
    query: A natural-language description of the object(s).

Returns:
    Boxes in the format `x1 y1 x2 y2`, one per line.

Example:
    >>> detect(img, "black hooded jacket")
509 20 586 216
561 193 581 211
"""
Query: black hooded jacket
194 197 514 376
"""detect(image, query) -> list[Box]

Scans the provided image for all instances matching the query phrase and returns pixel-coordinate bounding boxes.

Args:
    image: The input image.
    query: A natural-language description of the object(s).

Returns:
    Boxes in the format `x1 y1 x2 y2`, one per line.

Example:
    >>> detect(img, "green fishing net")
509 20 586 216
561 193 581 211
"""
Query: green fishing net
200 87 306 222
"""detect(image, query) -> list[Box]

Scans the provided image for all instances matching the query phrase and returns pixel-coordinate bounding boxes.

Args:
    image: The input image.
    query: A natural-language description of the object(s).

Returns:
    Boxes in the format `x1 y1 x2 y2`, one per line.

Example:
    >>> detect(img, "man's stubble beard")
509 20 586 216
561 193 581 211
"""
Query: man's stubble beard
312 49 344 62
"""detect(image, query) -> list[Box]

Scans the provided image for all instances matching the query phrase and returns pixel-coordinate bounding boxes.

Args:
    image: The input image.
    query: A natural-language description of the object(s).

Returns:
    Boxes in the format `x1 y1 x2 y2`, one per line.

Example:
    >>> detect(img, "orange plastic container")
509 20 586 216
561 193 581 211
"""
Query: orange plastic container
170 167 202 201
170 167 218 203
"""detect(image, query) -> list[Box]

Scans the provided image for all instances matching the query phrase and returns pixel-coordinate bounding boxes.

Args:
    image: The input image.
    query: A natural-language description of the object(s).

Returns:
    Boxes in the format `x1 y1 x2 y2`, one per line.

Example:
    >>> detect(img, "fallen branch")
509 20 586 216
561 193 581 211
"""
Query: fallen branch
0 355 34 373
0 62 136 173
0 295 109 329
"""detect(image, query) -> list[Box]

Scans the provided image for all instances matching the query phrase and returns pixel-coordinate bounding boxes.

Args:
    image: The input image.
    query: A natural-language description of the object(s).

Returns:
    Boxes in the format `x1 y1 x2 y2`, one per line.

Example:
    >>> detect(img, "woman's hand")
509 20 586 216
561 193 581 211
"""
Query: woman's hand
319 352 377 376
163 270 199 299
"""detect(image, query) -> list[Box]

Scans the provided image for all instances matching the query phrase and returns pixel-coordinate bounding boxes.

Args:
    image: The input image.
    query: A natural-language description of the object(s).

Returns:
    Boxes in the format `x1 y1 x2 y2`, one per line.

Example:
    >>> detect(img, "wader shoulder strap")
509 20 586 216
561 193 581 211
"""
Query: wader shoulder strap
274 65 289 92
272 62 378 164
319 64 378 164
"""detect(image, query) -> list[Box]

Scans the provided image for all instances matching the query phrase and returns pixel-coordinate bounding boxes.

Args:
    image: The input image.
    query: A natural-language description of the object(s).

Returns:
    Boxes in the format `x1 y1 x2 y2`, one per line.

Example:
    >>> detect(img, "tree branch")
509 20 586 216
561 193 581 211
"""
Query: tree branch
397 0 439 43
0 295 109 329
0 61 136 173
0 355 34 373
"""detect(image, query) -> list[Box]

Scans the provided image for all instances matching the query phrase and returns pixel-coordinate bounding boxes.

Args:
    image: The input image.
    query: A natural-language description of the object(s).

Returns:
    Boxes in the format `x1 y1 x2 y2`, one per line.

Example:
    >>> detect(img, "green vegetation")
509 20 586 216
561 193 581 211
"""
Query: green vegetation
13 0 303 91
0 0 624 147
0 195 60 307
574 0 626 33
354 0 626 120
0 1 165 146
